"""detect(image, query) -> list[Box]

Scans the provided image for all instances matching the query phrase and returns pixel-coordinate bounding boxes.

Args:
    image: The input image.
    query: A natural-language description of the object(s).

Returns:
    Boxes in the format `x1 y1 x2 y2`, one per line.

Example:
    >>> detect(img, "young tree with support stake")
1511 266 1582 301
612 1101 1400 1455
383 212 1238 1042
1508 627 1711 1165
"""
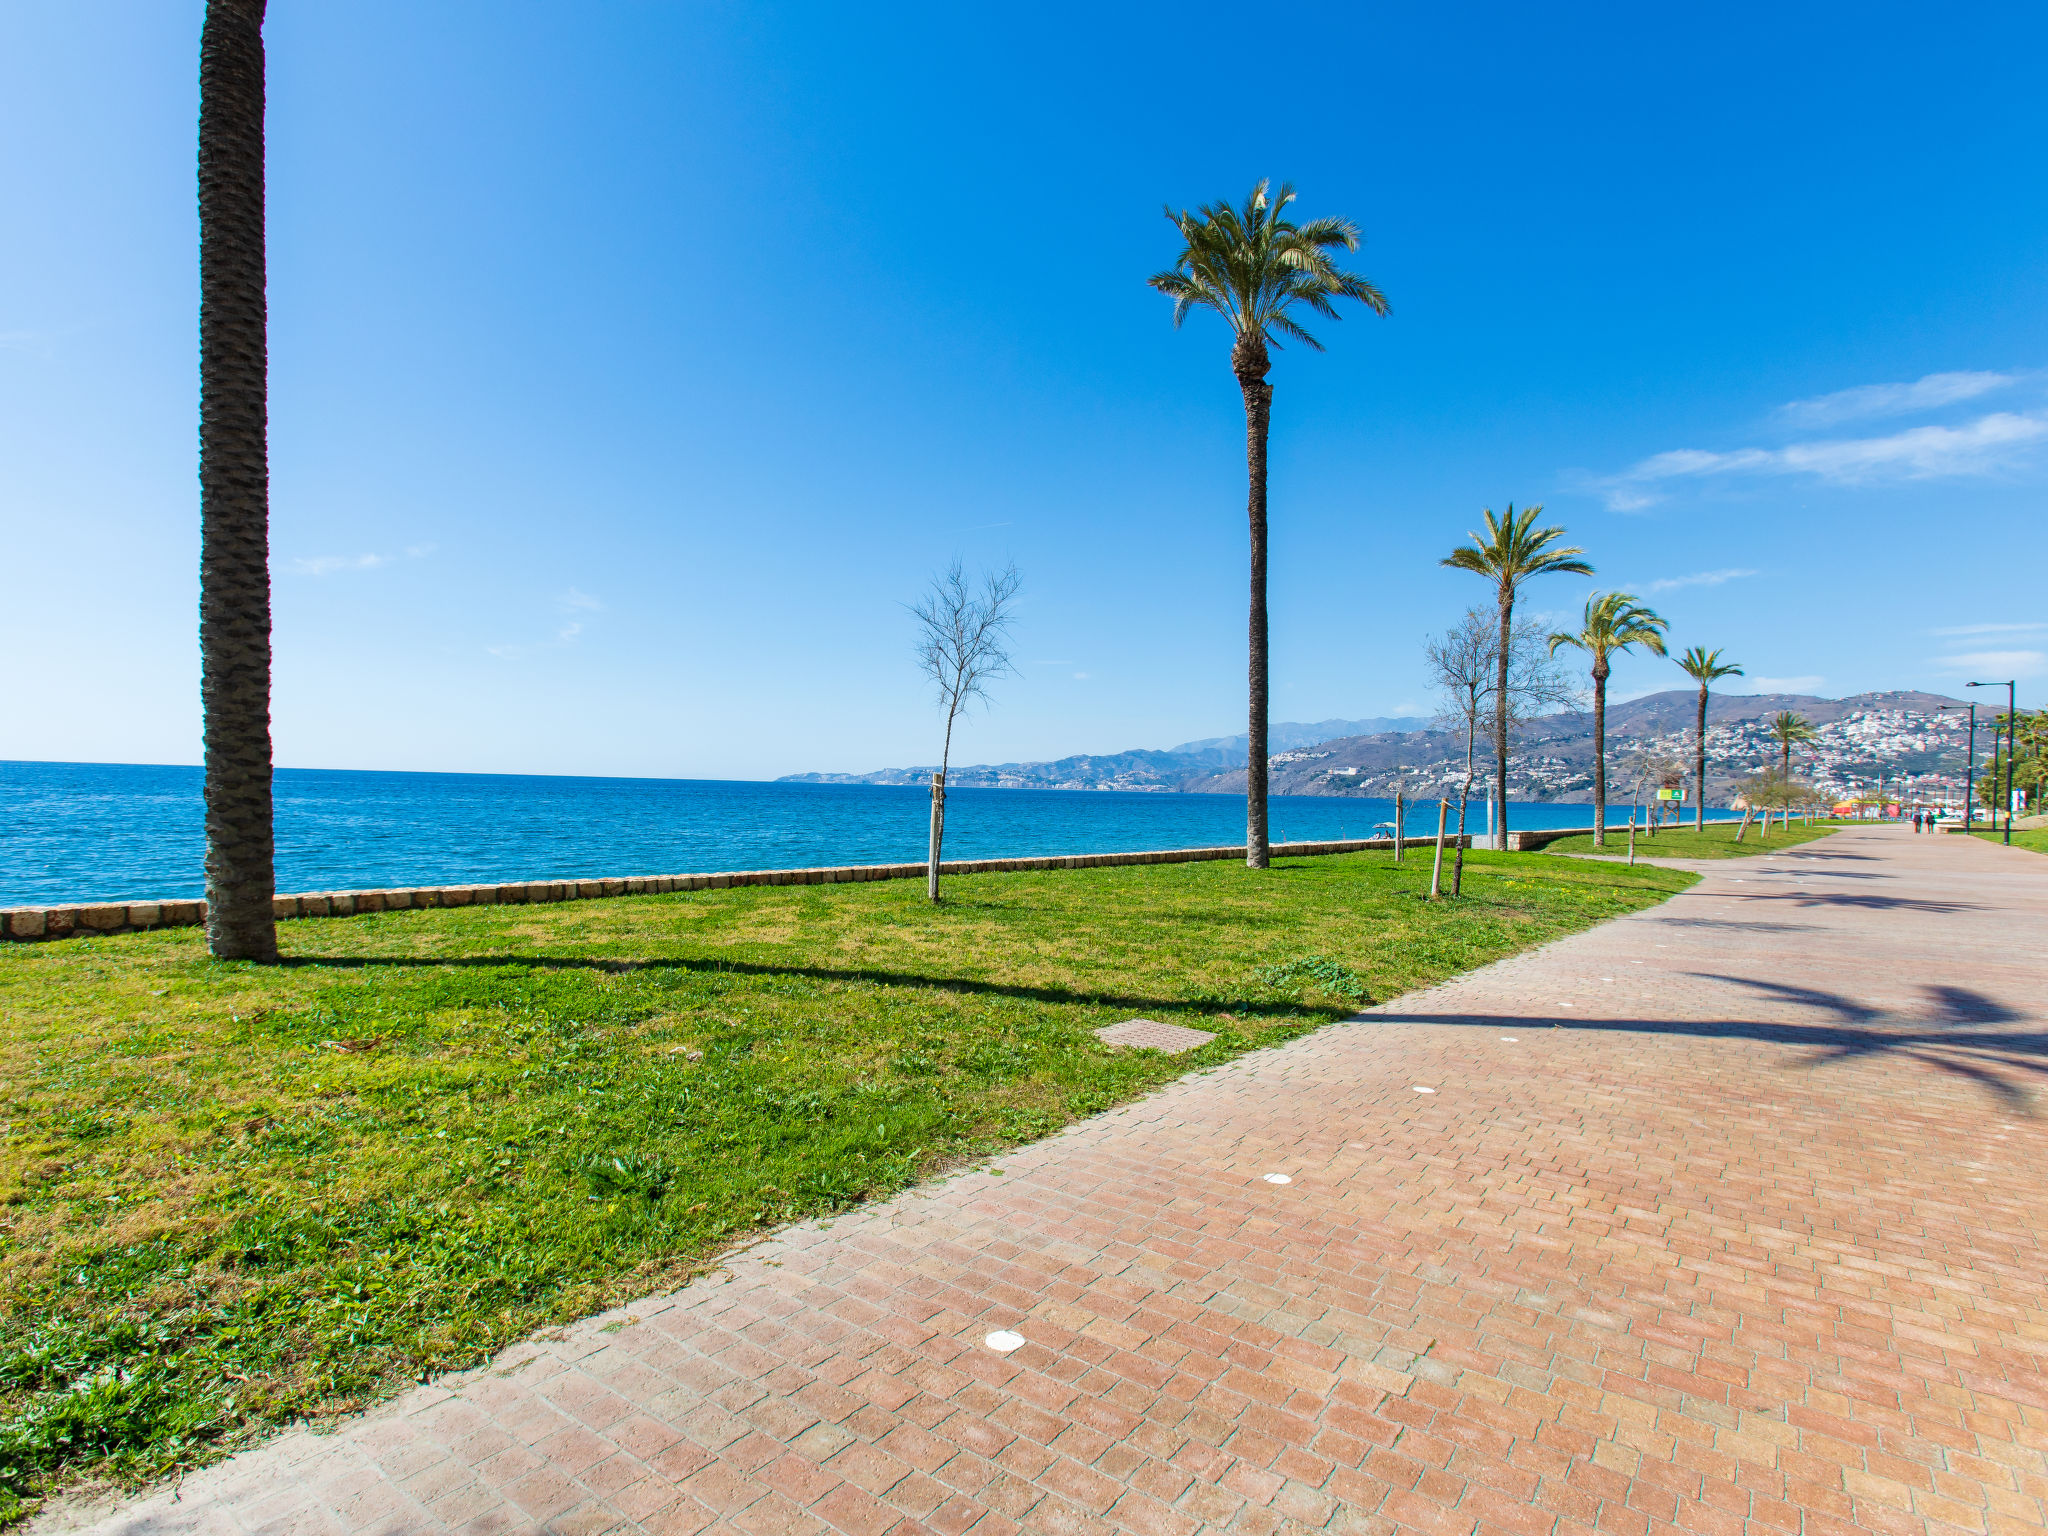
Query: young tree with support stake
911 561 1019 903
1676 647 1742 830
1427 609 1574 895
1149 181 1387 870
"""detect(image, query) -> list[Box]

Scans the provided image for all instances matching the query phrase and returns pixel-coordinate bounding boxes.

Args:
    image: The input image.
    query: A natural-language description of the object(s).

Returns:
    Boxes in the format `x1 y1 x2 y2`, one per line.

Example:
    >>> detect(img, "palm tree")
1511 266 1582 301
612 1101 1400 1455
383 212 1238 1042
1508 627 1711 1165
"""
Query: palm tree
1549 594 1667 847
1771 710 1816 792
199 0 278 961
1676 647 1743 830
1150 182 1387 868
1443 506 1592 845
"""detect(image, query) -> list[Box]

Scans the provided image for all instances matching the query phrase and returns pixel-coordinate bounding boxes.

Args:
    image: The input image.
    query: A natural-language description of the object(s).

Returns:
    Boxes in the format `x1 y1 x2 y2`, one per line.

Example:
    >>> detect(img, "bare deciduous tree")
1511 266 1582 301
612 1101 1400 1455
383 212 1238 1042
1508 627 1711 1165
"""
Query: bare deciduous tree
1427 609 1575 891
911 560 1020 902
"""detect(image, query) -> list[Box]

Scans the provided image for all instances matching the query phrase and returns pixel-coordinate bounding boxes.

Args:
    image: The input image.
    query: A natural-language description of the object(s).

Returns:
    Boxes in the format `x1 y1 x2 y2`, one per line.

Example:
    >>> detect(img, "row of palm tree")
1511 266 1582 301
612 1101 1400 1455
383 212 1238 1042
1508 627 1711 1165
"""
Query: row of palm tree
191 60 1783 957
1437 510 1752 848
1146 186 1768 862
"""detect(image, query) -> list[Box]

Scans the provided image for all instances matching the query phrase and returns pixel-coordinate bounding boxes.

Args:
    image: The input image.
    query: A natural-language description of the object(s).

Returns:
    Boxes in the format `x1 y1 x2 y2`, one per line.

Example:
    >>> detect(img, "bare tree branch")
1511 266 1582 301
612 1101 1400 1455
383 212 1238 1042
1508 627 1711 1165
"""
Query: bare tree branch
910 559 1020 901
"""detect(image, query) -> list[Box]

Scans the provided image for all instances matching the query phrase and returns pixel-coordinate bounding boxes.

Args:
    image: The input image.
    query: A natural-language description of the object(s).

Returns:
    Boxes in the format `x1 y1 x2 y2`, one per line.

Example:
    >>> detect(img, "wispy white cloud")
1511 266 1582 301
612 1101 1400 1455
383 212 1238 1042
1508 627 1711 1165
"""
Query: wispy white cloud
293 544 436 576
1931 621 2046 637
553 588 602 642
1931 649 2046 677
1642 568 1757 594
491 587 604 655
292 553 391 575
1593 411 2048 511
1777 370 2017 429
1729 675 1826 694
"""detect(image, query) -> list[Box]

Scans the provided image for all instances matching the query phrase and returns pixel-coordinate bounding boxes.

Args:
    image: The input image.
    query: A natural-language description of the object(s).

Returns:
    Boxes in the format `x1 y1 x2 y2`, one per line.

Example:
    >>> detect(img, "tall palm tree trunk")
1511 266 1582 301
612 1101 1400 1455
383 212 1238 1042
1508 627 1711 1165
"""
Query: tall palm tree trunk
1493 590 1511 847
198 0 277 962
1237 341 1272 870
1591 659 1608 847
1694 684 1709 831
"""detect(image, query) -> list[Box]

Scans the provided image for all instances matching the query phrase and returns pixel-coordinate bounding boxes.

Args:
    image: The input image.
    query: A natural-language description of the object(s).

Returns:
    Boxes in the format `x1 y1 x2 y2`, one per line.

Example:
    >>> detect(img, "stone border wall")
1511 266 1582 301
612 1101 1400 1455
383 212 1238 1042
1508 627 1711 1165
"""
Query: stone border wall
1502 825 1598 852
1 834 1473 943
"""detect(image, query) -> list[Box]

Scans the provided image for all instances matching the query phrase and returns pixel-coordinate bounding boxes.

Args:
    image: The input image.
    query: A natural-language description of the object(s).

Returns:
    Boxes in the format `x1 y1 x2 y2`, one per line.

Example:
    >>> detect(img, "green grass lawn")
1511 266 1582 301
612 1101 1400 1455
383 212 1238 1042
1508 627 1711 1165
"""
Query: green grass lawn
1970 827 2048 856
0 849 1691 1514
1541 819 1840 859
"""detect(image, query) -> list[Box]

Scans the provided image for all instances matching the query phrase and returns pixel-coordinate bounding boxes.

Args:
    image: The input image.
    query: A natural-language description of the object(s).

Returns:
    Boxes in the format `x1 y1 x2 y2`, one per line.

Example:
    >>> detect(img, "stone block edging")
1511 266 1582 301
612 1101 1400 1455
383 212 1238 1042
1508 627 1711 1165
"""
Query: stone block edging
1503 825 1598 852
1 834 1473 943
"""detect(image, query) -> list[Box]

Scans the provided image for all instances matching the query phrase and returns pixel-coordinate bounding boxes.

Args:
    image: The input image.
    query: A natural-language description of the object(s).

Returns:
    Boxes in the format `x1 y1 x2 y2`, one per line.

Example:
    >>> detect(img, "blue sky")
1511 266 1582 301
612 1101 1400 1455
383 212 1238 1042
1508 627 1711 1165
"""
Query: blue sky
3 2 2044 779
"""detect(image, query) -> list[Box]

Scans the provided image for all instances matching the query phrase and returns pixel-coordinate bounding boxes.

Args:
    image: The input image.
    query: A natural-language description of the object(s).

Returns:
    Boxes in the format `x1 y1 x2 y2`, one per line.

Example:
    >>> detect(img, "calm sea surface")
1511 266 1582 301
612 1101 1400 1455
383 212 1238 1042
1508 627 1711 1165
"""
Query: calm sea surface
0 761 1739 907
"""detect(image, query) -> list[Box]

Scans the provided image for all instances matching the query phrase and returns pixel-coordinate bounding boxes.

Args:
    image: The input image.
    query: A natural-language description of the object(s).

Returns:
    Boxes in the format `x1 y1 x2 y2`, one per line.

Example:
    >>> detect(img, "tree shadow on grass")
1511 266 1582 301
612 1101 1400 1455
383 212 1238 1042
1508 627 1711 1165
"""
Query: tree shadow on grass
1372 978 2044 1114
276 950 1344 1024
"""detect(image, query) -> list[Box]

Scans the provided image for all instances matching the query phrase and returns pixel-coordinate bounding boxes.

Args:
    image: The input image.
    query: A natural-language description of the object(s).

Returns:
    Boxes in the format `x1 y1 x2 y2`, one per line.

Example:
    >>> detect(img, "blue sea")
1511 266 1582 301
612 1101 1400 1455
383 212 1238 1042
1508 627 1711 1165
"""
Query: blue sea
0 761 1741 907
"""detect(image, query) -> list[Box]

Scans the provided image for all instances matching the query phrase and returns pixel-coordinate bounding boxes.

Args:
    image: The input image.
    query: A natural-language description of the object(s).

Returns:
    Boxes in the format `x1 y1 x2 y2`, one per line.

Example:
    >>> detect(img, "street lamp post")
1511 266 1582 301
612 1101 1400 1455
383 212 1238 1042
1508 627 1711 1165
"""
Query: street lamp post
1968 681 2016 846
1939 703 1977 834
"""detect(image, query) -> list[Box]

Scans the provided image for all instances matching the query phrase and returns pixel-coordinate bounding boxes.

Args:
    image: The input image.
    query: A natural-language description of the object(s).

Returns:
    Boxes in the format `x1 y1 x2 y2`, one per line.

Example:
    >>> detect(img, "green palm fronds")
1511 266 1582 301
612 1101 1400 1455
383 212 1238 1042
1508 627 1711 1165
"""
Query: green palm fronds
1148 180 1389 364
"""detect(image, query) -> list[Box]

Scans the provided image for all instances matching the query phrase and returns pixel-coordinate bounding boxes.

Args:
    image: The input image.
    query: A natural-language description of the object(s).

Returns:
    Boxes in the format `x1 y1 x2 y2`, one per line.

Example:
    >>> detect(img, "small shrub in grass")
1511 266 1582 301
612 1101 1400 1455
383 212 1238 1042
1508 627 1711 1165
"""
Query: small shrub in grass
573 1152 676 1202
1254 954 1370 1002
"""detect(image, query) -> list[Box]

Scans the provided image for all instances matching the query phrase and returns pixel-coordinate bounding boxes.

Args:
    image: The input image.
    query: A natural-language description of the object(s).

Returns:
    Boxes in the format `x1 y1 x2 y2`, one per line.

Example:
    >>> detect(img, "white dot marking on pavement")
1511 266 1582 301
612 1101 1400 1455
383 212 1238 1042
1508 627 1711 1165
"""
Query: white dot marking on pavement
1262 1173 1293 1184
984 1330 1026 1352
1413 1085 1436 1094
1501 1036 1518 1042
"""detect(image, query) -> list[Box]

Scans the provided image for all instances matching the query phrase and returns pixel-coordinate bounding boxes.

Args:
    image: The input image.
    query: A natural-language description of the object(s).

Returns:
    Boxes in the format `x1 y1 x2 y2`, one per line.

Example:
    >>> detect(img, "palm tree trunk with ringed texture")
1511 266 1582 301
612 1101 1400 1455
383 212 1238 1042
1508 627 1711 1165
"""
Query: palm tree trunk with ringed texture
1695 684 1709 831
1591 657 1608 847
198 0 278 961
1493 588 1512 849
1235 335 1272 870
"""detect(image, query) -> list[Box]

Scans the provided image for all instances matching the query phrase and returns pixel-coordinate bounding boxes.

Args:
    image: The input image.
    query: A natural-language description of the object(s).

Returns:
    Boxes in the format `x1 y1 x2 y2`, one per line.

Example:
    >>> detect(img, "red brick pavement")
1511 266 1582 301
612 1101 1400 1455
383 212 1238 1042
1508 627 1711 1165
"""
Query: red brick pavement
39 828 2048 1536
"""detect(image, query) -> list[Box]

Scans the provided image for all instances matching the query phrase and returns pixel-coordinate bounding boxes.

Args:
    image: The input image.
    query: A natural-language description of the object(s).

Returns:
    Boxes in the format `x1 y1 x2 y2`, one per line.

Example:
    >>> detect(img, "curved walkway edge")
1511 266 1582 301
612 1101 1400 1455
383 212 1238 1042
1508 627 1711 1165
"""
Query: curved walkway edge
38 827 2048 1536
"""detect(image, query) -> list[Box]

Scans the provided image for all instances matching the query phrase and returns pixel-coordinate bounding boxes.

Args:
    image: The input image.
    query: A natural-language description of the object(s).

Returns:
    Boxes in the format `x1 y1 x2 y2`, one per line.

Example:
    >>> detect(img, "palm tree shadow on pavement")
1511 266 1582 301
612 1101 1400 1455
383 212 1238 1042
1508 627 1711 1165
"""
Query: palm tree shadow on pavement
1371 975 2044 1115
1732 890 1985 914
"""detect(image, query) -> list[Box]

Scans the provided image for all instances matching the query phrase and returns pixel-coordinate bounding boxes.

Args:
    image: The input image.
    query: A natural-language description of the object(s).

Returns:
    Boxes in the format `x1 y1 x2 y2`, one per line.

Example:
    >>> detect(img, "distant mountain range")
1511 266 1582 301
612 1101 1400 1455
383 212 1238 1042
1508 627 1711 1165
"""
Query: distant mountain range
1166 718 1428 755
779 693 1972 801
777 719 1420 793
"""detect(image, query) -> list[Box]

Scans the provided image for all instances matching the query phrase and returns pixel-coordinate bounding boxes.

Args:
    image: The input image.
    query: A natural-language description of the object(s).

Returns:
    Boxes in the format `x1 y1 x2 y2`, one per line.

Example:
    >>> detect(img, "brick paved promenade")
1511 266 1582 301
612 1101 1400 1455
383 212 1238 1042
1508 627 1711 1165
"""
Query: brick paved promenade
44 828 2047 1536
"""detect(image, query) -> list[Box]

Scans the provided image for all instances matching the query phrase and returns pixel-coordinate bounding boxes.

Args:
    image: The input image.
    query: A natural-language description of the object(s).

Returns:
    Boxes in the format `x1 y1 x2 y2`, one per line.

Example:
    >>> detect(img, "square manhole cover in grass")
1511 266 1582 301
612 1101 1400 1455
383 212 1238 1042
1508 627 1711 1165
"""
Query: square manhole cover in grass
1094 1018 1215 1054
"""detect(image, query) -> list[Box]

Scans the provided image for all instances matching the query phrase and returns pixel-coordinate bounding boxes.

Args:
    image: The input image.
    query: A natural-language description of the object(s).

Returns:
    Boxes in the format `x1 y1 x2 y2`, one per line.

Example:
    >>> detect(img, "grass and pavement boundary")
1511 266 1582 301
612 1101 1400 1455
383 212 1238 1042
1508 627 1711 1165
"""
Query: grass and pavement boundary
1540 820 1840 859
0 847 1692 1517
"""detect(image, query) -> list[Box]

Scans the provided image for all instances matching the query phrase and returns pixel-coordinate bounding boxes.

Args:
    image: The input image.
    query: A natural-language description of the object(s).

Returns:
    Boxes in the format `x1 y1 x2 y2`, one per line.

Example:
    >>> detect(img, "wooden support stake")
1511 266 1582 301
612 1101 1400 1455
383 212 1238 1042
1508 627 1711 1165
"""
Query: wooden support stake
1429 798 1448 898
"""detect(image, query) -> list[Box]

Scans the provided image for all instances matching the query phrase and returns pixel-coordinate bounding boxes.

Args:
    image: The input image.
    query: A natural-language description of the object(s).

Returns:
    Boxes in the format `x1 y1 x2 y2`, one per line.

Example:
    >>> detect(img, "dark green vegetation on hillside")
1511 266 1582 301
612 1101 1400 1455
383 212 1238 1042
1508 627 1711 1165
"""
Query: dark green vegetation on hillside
0 851 1689 1512
1544 821 1839 859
